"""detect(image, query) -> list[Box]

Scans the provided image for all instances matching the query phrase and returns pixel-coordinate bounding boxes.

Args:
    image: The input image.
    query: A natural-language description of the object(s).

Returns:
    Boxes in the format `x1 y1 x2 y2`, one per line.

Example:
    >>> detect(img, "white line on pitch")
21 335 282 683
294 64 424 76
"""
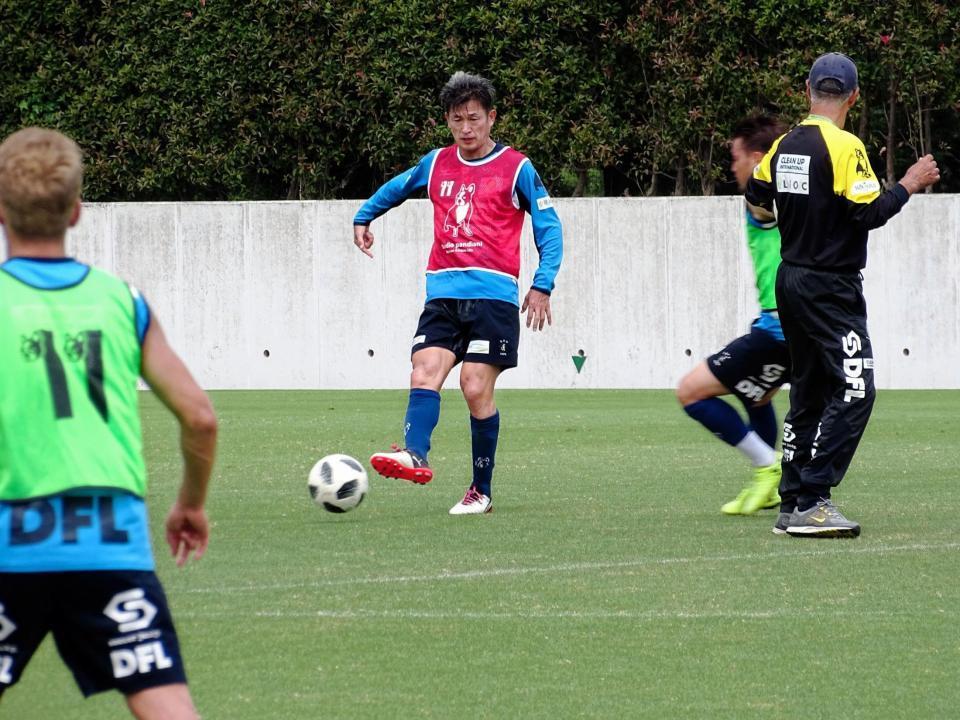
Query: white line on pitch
175 607 957 622
180 541 960 595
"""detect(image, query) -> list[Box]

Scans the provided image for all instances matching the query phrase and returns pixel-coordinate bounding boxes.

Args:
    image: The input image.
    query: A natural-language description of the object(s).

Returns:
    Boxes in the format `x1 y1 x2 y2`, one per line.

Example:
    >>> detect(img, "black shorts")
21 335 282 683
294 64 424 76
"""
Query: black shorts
0 570 186 698
707 324 791 404
412 298 520 368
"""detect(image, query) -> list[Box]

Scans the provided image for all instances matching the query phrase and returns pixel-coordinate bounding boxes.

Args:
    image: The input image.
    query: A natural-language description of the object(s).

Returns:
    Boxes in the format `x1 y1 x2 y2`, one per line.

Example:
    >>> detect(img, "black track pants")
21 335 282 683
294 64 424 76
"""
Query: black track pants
775 263 876 510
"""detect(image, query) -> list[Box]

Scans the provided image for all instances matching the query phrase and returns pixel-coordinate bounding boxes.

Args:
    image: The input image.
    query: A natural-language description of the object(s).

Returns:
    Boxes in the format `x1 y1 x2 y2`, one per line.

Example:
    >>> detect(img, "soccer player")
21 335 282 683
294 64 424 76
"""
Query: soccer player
0 128 217 719
745 53 940 537
676 115 790 516
353 72 563 515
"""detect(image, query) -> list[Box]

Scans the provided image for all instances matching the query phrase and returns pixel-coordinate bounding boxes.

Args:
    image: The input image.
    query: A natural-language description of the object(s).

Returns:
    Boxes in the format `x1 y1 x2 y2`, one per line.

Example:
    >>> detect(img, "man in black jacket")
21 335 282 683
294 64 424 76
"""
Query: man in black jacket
745 52 940 538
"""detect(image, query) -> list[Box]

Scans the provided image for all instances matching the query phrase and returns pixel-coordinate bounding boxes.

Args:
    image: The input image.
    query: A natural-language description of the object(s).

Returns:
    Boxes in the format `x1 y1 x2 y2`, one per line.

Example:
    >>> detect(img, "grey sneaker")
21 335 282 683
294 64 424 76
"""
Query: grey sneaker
772 512 791 535
785 499 861 538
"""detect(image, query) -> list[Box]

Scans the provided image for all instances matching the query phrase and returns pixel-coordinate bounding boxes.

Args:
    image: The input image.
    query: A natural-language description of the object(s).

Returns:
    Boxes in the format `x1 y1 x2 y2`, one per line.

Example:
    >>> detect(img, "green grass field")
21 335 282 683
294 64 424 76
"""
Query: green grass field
6 390 959 719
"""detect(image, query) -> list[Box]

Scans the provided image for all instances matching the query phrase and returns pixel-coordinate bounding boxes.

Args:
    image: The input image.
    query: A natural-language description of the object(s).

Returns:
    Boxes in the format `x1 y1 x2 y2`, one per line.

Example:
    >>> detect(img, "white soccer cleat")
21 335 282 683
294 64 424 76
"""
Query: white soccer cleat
449 487 493 515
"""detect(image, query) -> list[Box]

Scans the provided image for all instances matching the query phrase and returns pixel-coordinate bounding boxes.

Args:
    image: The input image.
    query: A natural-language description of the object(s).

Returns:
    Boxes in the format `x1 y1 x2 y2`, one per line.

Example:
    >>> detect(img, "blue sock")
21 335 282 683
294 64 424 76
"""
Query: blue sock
470 411 499 498
745 401 777 449
683 398 749 447
403 389 441 460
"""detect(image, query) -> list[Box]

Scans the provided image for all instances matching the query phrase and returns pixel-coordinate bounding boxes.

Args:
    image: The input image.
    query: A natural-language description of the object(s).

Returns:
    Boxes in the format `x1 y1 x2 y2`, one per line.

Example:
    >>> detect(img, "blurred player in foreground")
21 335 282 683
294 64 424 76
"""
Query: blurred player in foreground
0 127 217 719
677 115 789 516
353 72 563 515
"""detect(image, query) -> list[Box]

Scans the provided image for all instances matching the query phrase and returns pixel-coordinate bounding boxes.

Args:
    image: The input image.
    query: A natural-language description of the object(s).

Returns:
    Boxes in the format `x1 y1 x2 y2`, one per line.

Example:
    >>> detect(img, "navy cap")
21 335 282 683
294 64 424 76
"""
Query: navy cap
809 52 859 94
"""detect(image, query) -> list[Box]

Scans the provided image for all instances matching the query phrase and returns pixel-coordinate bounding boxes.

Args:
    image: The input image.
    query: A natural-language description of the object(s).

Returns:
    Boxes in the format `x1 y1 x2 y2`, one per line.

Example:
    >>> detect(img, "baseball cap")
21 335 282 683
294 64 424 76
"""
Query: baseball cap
809 52 859 94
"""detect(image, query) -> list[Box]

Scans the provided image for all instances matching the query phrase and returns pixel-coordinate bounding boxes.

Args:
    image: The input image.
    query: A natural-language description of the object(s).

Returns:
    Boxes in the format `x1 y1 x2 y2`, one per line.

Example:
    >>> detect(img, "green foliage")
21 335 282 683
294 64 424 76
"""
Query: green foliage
0 0 957 198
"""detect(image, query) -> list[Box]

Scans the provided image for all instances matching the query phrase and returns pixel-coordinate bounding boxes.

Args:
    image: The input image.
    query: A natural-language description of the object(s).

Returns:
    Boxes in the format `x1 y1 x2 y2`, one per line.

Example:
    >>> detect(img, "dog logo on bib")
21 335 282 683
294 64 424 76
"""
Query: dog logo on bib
443 183 476 238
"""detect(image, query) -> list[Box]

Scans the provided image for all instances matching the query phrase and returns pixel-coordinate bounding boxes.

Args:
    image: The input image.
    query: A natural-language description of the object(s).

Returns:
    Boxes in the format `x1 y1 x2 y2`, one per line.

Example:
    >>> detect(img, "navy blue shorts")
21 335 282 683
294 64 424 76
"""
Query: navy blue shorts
707 325 791 404
412 299 520 368
0 570 186 698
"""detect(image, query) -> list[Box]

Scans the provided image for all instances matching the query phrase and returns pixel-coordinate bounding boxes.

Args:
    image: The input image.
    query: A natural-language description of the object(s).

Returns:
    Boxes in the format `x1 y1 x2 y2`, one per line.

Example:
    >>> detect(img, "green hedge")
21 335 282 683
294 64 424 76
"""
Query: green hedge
1 0 957 199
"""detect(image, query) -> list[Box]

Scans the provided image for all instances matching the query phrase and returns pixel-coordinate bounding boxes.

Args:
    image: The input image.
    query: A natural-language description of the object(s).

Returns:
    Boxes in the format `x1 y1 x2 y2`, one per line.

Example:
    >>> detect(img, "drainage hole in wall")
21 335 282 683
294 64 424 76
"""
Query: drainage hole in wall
577 349 585 357
684 348 692 357
902 348 910 356
368 349 375 357
263 349 270 358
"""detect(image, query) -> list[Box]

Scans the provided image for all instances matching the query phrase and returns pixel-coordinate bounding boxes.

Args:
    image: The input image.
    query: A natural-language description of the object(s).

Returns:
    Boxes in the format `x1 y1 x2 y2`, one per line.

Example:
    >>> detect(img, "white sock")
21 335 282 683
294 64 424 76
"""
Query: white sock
736 431 776 467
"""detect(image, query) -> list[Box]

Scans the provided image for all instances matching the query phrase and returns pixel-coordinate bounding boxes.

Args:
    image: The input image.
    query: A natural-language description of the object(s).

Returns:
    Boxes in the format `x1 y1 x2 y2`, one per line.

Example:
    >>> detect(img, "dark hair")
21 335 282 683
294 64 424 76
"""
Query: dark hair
440 71 496 114
730 115 787 154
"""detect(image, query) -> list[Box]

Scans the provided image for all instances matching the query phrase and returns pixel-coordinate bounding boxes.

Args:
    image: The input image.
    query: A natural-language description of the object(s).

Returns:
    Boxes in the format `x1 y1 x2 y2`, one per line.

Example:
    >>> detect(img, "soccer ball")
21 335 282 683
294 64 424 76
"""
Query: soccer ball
307 454 369 513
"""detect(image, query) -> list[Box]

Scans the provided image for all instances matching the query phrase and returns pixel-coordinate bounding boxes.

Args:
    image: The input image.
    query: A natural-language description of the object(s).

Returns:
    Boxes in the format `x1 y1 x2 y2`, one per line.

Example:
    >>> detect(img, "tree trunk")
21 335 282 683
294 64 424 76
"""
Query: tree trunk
674 158 686 196
885 75 897 188
699 138 715 196
924 106 933 193
857 93 868 141
573 169 587 197
645 165 659 197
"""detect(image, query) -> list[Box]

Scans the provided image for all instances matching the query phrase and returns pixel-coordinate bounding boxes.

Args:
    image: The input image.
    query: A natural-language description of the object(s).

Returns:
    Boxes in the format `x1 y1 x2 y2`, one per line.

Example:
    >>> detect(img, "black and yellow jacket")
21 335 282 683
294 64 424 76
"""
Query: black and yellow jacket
745 115 910 272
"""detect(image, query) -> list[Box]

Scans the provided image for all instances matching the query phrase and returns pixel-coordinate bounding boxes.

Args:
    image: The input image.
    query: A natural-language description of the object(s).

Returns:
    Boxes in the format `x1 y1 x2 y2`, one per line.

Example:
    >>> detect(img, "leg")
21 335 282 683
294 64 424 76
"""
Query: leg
449 299 517 515
403 347 457 459
679 346 780 468
0 573 52 699
460 360 500 421
776 265 865 538
797 281 876 505
50 571 192 710
744 392 779 448
777 286 830 515
126 684 198 720
679 346 783 515
677 361 754 451
371 299 461 483
460 362 502 501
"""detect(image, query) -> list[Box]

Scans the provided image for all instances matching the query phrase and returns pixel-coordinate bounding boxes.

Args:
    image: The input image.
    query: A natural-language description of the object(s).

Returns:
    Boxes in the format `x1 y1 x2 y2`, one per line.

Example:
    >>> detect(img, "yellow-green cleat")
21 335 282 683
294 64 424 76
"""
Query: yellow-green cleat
721 485 752 515
721 454 782 515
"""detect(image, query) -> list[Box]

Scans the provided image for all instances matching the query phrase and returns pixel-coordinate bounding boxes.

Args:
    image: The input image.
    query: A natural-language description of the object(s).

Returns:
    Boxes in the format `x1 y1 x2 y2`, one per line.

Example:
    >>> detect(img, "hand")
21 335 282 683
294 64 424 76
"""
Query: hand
353 225 375 258
900 154 940 195
165 501 210 567
521 288 552 332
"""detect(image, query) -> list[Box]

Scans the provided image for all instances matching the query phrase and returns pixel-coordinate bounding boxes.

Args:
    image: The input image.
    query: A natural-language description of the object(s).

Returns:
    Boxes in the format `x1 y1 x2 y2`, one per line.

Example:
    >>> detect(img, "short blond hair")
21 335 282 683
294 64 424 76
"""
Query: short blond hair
0 127 83 238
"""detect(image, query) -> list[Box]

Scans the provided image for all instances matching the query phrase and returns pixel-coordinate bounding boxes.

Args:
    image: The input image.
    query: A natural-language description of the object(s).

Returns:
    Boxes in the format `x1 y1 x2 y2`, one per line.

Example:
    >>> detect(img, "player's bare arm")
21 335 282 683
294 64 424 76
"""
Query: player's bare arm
521 288 552 332
353 224 375 258
141 320 218 567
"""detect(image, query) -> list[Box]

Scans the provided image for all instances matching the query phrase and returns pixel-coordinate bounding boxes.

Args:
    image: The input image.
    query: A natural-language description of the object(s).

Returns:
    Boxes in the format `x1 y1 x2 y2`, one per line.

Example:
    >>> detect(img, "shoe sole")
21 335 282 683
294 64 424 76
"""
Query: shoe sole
369 456 433 484
771 526 788 535
785 525 861 538
449 505 494 516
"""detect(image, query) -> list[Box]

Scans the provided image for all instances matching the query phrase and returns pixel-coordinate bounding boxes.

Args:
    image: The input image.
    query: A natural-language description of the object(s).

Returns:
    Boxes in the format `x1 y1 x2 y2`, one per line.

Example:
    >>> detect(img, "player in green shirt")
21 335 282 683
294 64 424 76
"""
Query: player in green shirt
676 116 791 519
0 128 217 719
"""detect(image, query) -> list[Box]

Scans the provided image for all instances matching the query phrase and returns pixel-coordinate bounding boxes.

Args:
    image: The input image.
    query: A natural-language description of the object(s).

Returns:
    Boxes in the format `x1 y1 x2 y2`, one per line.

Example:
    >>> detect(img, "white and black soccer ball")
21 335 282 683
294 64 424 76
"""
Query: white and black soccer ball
308 454 369 513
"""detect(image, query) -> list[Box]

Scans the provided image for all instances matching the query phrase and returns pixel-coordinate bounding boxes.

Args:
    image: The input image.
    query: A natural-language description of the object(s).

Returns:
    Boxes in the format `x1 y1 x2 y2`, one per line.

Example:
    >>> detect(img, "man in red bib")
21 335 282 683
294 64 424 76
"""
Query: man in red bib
353 72 563 515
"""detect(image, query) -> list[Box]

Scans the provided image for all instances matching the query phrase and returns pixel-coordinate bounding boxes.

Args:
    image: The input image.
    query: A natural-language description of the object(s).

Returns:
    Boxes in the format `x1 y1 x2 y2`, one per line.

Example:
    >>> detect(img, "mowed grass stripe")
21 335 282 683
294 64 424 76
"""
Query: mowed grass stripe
180 540 960 593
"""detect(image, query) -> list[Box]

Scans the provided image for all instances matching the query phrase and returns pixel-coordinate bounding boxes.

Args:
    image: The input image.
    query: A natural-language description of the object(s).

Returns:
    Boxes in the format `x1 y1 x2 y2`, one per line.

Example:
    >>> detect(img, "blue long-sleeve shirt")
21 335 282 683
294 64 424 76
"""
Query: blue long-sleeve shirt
354 144 563 306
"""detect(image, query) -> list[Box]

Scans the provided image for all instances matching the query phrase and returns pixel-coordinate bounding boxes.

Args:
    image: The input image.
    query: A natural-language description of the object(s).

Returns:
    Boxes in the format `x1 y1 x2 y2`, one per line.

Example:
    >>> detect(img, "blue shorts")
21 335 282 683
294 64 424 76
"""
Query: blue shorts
0 570 186 698
412 299 520 368
707 325 790 404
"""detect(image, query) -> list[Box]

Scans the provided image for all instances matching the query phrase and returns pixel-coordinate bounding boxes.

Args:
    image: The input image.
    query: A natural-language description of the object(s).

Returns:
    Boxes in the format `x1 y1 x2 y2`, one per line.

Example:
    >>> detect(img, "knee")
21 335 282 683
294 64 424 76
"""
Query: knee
411 361 444 389
460 372 495 414
459 374 487 406
676 374 698 406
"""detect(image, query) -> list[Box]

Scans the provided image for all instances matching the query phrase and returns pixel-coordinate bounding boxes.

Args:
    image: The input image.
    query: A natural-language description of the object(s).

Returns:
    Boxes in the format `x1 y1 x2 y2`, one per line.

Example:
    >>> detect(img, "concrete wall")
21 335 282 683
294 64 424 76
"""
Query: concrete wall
16 195 956 389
